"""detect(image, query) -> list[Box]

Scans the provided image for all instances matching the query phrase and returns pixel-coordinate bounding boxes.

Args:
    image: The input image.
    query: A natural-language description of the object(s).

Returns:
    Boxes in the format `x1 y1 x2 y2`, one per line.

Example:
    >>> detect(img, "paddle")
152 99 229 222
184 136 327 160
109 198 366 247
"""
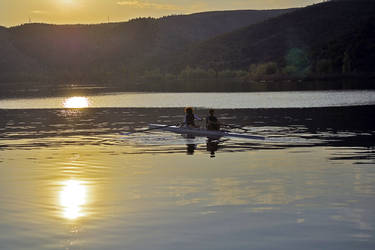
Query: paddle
221 124 251 133
121 124 177 136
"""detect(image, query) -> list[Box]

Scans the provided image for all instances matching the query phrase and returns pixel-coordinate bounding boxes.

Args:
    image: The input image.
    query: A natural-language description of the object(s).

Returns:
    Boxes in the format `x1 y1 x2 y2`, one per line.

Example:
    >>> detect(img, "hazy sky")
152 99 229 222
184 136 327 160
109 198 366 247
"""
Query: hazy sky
0 0 324 27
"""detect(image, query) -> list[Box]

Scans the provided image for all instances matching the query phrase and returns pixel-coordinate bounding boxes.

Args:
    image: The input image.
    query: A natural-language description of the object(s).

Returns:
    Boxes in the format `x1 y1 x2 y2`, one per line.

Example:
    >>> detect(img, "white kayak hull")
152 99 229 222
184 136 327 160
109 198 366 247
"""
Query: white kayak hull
148 124 265 140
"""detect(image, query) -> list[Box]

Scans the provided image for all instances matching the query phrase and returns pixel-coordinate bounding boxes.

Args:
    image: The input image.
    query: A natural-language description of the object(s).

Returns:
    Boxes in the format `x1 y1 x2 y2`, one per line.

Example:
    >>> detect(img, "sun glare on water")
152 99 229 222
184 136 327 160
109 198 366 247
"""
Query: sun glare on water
59 180 88 220
63 97 90 108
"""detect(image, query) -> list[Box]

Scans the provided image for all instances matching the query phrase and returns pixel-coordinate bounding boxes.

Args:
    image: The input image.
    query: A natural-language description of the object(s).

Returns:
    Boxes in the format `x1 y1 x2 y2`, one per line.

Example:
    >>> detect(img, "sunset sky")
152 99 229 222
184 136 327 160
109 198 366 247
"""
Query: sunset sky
0 0 324 27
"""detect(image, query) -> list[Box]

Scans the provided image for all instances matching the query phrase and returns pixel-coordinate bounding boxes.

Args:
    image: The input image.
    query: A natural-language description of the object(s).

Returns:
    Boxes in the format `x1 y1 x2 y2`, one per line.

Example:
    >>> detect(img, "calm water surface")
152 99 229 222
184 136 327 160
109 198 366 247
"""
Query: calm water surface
1 90 375 109
0 92 375 249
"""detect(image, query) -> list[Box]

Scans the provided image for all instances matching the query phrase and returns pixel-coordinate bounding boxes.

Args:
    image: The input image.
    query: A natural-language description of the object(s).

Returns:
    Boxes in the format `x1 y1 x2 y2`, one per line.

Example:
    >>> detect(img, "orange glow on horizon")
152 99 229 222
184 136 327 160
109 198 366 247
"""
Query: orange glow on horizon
0 0 321 27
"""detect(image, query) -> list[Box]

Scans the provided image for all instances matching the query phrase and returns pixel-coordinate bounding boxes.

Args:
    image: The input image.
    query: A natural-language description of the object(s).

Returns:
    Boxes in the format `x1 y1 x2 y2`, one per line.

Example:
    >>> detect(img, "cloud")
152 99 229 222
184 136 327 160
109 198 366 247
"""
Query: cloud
117 0 182 10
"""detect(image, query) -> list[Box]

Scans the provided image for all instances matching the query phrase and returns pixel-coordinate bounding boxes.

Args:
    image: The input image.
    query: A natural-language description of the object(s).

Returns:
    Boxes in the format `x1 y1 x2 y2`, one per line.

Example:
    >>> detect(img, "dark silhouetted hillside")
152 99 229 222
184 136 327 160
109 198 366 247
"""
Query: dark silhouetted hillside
0 26 40 78
0 9 293 83
178 1 375 74
0 2 374 94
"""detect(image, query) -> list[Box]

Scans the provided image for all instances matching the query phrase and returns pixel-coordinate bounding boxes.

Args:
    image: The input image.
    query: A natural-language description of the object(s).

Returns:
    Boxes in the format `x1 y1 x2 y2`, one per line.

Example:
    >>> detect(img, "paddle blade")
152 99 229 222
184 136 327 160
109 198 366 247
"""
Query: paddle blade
121 132 133 136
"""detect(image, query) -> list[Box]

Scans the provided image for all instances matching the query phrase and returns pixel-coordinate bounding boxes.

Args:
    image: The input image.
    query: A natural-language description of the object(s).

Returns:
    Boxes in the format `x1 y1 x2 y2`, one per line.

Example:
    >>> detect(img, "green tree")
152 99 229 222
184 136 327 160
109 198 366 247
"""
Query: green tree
249 62 279 78
285 48 311 75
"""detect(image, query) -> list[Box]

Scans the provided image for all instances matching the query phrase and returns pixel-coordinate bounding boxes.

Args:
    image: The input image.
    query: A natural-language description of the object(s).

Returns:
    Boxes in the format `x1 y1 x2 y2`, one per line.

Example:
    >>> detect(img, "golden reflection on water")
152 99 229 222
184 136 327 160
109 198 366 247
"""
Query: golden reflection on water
59 180 88 220
63 97 89 108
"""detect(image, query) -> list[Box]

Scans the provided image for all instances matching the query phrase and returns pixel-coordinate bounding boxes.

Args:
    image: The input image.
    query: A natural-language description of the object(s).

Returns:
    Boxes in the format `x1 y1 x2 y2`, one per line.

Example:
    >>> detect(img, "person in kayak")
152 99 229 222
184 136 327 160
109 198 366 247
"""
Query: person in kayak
184 107 201 127
206 109 220 130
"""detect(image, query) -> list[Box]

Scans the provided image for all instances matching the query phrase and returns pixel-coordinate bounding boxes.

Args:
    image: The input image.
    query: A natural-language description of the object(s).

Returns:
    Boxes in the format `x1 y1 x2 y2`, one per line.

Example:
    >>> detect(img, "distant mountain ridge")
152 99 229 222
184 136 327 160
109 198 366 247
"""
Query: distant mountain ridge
0 1 374 94
176 1 375 73
0 9 293 82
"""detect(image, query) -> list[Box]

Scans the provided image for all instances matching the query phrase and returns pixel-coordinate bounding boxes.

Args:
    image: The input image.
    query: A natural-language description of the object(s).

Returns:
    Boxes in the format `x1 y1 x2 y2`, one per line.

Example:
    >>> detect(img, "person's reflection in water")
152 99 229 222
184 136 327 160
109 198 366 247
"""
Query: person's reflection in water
186 134 196 155
186 143 196 155
207 138 220 158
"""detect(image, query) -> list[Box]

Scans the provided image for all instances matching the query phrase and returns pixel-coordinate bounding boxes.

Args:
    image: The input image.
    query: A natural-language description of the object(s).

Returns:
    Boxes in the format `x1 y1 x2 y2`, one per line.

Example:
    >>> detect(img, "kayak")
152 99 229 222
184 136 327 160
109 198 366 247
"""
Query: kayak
148 124 265 140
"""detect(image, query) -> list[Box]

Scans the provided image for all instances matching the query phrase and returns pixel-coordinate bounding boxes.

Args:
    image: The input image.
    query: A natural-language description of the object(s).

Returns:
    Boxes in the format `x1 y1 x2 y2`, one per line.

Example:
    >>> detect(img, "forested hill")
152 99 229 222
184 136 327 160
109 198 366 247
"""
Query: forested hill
1 1 374 93
0 9 292 82
177 1 375 75
176 1 375 74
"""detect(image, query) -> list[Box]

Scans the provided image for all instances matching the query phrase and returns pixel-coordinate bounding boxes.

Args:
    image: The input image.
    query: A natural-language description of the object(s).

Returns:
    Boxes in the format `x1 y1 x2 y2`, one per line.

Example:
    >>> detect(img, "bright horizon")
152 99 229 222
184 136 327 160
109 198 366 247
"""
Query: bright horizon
1 0 324 27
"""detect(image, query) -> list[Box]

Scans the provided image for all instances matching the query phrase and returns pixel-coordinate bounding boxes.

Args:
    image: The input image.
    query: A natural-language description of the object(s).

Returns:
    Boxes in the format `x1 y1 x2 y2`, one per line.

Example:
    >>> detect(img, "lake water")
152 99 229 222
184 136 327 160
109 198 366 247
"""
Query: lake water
1 91 375 250
1 90 375 109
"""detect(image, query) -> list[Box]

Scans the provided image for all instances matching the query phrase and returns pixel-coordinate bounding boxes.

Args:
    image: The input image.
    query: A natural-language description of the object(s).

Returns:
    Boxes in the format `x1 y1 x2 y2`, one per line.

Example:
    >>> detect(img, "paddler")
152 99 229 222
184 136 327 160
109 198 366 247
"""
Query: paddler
206 109 220 130
184 107 201 127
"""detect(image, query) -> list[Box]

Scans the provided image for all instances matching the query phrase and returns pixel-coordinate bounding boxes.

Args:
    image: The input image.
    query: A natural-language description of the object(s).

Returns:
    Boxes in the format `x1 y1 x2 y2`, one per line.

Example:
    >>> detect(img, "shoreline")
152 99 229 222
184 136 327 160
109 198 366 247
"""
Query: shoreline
1 80 374 100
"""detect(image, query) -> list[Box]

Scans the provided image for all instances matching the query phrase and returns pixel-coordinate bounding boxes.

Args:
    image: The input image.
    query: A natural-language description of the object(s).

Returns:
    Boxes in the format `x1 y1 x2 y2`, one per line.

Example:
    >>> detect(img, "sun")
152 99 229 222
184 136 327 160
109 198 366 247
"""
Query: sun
63 97 90 108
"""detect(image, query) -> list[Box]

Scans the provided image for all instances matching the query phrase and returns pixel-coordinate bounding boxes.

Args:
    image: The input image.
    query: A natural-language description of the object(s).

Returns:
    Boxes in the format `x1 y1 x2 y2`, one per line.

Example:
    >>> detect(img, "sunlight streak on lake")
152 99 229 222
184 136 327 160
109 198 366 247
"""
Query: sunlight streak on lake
1 91 375 109
63 97 90 108
59 180 88 220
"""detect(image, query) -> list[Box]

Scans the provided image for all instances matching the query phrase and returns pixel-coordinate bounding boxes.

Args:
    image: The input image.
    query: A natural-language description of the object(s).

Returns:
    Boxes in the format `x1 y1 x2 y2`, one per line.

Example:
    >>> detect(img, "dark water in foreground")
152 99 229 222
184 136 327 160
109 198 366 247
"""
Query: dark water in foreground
1 106 375 249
